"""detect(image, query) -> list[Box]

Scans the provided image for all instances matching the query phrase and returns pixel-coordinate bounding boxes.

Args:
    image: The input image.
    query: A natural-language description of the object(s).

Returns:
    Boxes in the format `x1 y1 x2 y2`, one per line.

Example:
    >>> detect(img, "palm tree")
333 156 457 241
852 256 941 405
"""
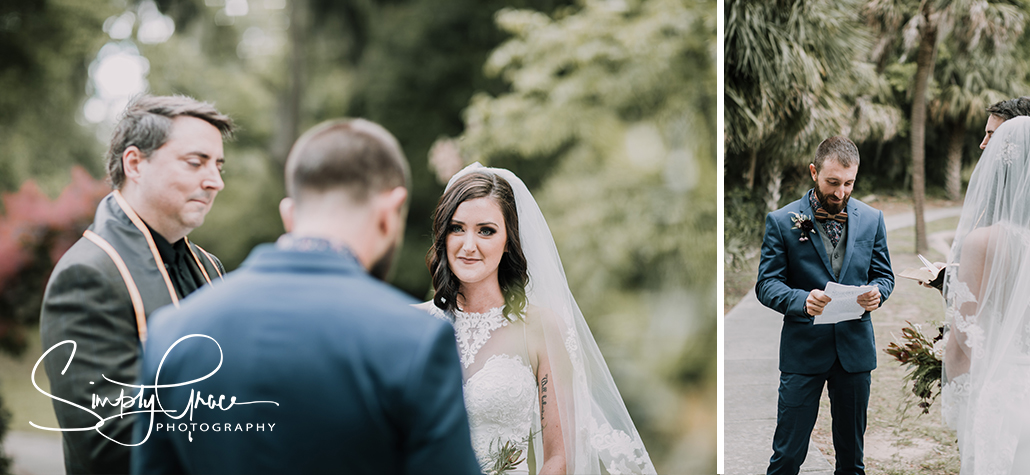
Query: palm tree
930 63 1020 200
865 0 1027 252
929 6 1027 201
726 0 899 212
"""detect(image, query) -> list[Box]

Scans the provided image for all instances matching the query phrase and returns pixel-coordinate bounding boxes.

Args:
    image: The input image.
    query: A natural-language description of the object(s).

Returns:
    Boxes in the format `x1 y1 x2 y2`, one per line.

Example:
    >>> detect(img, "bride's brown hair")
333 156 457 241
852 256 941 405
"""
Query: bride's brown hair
427 172 528 320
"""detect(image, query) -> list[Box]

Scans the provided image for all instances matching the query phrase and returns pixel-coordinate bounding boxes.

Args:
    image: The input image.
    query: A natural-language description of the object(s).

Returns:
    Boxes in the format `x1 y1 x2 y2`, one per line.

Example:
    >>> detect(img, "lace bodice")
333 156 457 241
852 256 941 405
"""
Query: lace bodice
450 306 511 369
417 303 538 473
464 353 537 473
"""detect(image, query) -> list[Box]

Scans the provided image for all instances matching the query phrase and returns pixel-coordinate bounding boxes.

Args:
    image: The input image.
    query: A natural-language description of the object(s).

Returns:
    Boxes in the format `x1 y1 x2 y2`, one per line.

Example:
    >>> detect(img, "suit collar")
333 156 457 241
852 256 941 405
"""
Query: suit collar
838 198 862 278
241 243 365 276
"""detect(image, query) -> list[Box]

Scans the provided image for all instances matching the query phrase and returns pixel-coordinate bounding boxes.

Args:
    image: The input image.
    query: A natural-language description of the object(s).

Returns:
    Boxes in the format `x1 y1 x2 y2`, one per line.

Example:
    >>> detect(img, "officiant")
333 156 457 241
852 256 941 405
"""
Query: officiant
755 136 895 475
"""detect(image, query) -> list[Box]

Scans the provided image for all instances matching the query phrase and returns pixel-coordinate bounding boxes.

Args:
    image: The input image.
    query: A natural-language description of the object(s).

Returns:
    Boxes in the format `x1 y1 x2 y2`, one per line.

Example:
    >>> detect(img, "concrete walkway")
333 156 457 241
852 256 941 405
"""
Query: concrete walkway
724 205 963 475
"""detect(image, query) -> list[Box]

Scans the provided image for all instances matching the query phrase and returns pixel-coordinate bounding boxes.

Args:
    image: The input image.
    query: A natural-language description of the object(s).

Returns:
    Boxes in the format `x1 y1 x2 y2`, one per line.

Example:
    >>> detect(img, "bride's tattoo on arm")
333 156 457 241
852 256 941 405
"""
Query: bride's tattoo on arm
540 374 549 421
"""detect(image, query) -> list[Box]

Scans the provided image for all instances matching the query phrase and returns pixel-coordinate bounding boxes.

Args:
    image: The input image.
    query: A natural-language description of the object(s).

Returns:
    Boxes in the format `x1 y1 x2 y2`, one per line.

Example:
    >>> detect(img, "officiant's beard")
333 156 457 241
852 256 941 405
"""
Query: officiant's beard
815 187 850 215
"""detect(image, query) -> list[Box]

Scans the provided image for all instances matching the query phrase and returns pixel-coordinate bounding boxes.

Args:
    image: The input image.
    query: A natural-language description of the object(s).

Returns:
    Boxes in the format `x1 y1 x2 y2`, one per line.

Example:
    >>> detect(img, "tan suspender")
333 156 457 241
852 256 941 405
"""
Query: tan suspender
83 230 150 344
111 190 180 308
197 245 224 280
82 192 222 344
183 236 223 283
183 236 212 284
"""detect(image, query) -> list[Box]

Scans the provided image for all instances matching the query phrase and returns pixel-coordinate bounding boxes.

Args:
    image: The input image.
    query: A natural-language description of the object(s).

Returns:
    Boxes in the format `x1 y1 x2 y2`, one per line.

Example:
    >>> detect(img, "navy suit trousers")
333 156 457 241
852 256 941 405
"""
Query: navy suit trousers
767 358 870 475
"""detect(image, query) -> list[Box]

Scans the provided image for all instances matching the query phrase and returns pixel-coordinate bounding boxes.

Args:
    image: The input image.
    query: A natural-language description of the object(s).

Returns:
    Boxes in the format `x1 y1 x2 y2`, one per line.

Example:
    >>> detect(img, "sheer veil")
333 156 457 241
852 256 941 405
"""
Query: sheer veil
445 163 656 474
942 116 1030 473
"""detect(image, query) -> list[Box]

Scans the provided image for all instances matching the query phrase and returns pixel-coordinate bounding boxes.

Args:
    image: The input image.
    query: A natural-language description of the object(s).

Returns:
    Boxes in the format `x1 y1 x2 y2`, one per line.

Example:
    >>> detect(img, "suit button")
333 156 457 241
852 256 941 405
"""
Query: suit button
834 253 839 259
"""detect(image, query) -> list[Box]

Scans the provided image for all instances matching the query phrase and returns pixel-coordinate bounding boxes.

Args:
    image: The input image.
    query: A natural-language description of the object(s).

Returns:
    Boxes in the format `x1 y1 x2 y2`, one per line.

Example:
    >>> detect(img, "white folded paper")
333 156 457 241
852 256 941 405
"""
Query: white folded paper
813 282 876 325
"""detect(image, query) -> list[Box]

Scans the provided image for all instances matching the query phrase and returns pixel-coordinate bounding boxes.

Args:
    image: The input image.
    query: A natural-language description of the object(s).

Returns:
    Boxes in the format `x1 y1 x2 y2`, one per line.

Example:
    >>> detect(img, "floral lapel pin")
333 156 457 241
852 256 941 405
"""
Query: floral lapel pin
789 211 815 242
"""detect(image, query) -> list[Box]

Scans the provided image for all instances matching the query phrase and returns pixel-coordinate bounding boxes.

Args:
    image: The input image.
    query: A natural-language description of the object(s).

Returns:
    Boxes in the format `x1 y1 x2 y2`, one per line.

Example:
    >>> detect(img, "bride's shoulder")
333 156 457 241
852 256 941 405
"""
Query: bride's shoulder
995 221 1030 242
964 225 1007 253
412 301 451 322
524 303 552 318
523 304 566 330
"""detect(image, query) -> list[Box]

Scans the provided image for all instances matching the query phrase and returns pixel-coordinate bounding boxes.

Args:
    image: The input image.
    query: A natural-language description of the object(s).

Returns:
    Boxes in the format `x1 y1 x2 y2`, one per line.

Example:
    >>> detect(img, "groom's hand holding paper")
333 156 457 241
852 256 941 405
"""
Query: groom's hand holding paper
857 286 881 311
813 282 878 324
805 289 832 316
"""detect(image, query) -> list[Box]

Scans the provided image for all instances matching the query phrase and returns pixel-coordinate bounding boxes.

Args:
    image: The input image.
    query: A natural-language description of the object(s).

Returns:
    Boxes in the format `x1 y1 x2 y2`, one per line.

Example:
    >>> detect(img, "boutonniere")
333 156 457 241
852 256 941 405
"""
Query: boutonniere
789 212 815 242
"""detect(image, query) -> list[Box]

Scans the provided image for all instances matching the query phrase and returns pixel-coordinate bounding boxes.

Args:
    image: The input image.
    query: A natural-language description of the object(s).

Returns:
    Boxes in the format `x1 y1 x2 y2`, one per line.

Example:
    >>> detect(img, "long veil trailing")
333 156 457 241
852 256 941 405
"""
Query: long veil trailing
942 116 1030 473
446 163 655 474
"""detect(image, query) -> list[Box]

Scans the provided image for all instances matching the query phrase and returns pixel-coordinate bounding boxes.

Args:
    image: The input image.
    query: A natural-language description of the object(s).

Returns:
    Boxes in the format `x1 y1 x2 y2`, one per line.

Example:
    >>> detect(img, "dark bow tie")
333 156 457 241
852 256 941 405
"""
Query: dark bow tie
814 208 848 223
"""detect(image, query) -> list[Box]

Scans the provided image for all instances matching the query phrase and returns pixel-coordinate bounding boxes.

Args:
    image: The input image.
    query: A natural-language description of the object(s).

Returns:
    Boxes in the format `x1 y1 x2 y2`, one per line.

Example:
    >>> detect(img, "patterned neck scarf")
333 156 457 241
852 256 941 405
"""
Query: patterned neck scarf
809 191 846 247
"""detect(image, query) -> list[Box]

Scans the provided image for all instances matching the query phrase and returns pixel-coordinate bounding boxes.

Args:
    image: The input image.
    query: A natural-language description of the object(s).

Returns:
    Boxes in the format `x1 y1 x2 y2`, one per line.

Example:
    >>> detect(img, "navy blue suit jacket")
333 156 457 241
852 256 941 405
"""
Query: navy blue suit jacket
131 244 481 475
756 191 894 375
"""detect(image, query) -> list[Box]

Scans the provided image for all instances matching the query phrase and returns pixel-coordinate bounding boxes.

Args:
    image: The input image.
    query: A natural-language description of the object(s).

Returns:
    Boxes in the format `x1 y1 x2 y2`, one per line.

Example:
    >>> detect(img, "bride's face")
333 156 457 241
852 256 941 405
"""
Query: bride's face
446 196 508 288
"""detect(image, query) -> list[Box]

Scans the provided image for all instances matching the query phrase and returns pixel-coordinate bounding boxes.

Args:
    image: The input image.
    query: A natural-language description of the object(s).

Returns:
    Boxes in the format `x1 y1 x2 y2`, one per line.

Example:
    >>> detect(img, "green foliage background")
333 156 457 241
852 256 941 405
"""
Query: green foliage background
725 0 1030 262
0 0 714 472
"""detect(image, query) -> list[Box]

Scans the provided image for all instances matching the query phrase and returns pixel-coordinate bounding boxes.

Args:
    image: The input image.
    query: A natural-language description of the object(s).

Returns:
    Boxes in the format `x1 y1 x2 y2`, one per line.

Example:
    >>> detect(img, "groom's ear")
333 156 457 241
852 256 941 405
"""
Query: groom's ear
279 197 295 233
809 163 818 182
376 186 409 238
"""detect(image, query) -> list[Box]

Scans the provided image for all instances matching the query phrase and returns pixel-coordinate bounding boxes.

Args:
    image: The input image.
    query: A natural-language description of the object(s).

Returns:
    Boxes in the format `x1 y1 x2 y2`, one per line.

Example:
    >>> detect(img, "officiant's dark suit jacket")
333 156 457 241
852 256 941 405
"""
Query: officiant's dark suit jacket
40 191 224 474
130 244 481 475
756 190 895 375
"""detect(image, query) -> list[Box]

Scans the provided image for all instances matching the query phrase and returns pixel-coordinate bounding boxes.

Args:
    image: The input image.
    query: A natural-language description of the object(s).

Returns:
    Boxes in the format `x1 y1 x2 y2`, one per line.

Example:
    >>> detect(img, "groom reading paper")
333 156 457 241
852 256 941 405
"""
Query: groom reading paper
756 136 894 475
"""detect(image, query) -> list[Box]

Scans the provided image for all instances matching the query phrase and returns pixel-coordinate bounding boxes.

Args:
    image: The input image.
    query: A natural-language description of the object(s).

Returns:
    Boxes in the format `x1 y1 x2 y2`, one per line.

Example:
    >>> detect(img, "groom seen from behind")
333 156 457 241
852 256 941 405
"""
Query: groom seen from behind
131 119 481 475
756 136 894 475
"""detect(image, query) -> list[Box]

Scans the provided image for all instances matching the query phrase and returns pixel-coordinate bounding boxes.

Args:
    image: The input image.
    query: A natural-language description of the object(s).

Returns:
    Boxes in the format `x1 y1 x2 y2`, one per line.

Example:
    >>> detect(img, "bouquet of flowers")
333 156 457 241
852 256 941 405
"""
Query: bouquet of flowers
884 321 947 414
482 439 528 475
482 431 541 475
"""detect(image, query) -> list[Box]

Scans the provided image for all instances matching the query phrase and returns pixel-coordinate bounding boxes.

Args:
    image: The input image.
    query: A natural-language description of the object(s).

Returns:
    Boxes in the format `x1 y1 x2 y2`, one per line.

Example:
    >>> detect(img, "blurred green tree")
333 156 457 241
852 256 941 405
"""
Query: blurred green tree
146 0 572 293
923 4 1028 200
0 0 115 194
452 0 715 471
864 0 1027 252
0 2 115 469
930 51 1025 201
725 0 901 213
345 0 573 297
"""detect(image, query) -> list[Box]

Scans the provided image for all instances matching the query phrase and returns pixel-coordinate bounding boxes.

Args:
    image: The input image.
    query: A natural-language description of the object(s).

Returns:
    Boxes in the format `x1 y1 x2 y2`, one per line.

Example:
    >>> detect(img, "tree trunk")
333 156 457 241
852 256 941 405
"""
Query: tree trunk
272 0 309 166
765 159 783 214
910 6 938 254
946 121 965 201
745 149 758 190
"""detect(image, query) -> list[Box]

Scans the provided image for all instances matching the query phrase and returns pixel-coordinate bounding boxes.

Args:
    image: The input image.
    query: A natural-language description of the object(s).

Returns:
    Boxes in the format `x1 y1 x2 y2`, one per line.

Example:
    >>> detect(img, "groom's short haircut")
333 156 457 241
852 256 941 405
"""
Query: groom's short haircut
285 119 410 204
987 96 1030 121
813 136 860 172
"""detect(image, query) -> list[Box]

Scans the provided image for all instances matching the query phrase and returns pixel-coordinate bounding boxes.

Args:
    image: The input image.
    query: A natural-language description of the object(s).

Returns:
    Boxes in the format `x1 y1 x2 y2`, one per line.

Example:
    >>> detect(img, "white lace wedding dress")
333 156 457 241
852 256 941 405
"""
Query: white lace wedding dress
415 302 538 474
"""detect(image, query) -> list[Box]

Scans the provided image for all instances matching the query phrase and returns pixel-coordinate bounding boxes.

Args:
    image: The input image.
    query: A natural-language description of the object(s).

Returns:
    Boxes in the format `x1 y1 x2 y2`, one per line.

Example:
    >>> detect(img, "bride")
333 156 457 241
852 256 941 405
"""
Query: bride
942 115 1030 474
415 164 655 474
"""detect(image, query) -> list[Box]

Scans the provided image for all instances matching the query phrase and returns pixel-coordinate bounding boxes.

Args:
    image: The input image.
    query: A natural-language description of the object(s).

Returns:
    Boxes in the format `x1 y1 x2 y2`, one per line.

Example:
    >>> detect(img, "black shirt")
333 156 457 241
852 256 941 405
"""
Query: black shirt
145 224 208 299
